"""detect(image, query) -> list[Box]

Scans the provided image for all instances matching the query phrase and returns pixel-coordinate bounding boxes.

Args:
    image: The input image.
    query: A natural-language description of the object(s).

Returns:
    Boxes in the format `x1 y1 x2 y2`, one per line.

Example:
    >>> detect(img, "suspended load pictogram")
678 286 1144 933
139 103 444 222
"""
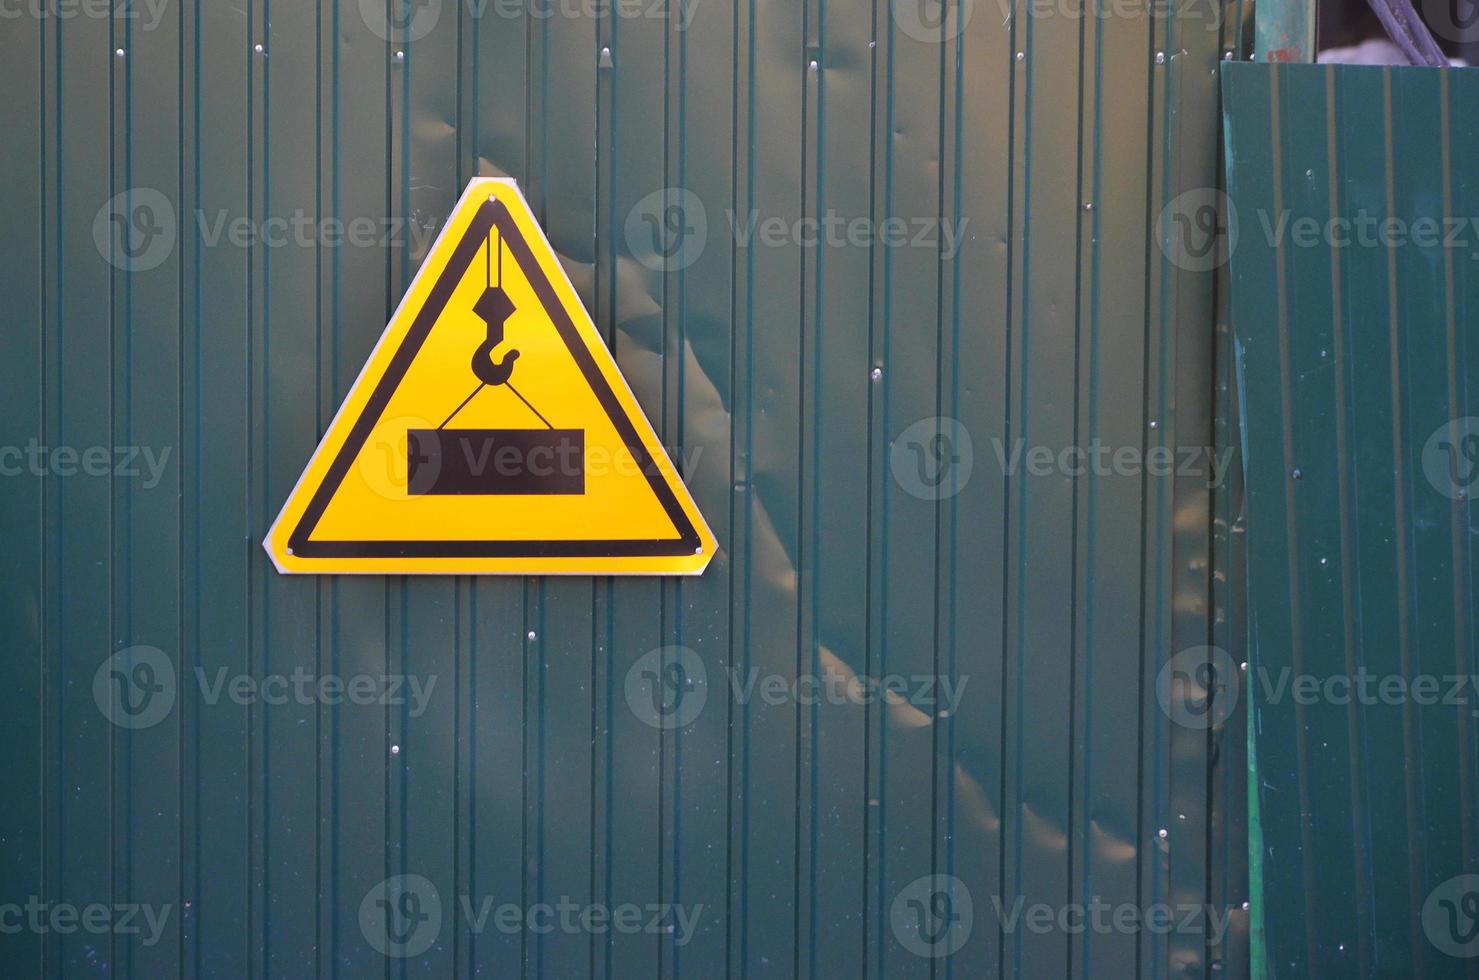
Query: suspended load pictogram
263 178 715 575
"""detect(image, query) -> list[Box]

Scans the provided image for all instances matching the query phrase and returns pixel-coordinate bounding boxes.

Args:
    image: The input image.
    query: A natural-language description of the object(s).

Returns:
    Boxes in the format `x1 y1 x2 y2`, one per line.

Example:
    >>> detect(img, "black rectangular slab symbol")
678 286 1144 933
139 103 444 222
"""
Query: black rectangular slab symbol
407 428 585 495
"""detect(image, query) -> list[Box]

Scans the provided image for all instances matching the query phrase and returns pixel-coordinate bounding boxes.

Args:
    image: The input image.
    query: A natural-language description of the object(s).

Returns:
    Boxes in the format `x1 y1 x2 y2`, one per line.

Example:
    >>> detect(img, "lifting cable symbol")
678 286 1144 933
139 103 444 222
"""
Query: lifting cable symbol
407 225 585 496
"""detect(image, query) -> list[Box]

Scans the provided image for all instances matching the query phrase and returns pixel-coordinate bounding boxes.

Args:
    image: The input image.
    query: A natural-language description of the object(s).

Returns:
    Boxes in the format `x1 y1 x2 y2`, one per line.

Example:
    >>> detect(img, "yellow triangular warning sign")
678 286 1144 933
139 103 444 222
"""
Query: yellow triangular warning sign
264 179 715 575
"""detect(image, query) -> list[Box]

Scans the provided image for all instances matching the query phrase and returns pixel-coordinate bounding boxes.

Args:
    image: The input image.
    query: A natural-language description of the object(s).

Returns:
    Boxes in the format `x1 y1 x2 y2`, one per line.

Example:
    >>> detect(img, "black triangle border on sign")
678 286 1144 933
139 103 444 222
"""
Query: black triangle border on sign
289 198 701 559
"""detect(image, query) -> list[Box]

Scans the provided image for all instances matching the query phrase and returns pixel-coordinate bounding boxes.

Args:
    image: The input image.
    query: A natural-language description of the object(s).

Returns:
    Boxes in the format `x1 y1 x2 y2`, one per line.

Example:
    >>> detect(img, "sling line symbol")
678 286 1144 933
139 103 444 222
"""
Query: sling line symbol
407 224 585 496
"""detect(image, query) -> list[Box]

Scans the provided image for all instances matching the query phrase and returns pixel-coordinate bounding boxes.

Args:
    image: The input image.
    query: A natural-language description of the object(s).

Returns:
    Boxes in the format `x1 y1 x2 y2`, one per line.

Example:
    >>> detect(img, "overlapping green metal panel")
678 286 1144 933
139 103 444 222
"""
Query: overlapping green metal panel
1224 62 1478 979
3 0 1247 975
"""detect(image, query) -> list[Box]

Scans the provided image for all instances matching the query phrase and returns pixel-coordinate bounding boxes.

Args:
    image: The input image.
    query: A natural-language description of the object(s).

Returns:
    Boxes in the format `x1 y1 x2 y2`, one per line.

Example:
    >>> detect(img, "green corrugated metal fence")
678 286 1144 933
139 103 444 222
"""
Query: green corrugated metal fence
2 0 1248 975
1225 61 1478 979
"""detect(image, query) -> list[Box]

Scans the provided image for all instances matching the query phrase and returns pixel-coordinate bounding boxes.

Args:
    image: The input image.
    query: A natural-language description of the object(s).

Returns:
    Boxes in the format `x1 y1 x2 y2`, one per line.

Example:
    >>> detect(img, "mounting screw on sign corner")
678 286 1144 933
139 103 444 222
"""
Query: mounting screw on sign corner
263 178 715 576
